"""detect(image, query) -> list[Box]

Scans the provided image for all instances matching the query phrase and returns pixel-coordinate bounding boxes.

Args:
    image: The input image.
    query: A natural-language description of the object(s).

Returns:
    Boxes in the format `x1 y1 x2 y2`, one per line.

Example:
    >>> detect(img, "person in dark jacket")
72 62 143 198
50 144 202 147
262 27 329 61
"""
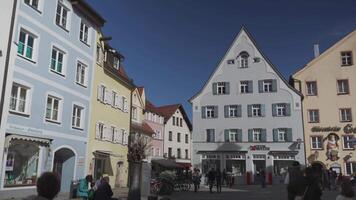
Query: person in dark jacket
208 168 216 193
24 172 61 200
260 170 266 188
286 161 306 200
216 169 222 193
303 167 322 200
94 176 117 200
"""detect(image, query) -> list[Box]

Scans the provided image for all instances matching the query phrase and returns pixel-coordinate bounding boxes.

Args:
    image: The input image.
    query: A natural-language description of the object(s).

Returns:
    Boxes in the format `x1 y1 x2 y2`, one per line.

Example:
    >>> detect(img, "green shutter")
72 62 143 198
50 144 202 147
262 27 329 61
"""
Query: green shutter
258 80 263 93
286 128 293 142
247 105 252 117
261 129 267 142
224 105 229 118
248 81 253 93
272 79 277 92
273 129 278 142
225 82 230 94
224 129 229 142
201 107 206 118
285 103 291 116
272 104 276 117
214 106 218 118
212 83 217 95
237 105 242 117
261 104 265 117
248 129 253 142
237 129 242 142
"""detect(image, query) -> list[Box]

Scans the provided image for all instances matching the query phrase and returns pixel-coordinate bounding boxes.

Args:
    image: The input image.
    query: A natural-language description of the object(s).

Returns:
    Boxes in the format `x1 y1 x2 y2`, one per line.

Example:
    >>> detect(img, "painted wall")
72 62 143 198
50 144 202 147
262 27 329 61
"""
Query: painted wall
292 30 356 174
145 111 164 159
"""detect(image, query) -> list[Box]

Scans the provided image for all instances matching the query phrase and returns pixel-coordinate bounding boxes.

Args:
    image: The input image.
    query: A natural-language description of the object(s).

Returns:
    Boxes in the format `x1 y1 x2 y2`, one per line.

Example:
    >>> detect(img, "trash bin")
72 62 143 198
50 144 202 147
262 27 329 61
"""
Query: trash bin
70 180 79 199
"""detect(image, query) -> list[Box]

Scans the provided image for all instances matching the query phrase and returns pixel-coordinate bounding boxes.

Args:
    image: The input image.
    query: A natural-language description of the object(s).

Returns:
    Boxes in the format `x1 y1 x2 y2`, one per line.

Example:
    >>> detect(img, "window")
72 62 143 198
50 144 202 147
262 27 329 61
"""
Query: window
113 56 120 70
308 109 320 123
239 52 249 68
240 80 252 93
306 81 317 96
185 149 189 159
10 83 29 114
343 135 354 150
340 108 352 122
132 106 138 120
311 136 323 149
55 3 68 30
172 116 175 125
337 79 349 95
45 96 60 122
252 129 261 142
168 147 172 158
226 129 238 142
227 59 235 64
97 123 104 139
177 133 181 143
180 118 183 127
24 0 39 10
250 104 262 117
185 134 189 143
111 126 116 142
97 85 106 103
50 47 64 74
111 91 117 107
277 129 287 142
345 162 356 175
225 105 241 118
262 80 272 92
96 44 104 64
341 51 353 66
17 29 35 60
176 117 179 126
76 62 86 86
177 149 181 159
79 22 89 44
206 129 215 142
169 131 173 141
72 105 84 129
205 106 216 118
217 82 227 94
275 104 287 117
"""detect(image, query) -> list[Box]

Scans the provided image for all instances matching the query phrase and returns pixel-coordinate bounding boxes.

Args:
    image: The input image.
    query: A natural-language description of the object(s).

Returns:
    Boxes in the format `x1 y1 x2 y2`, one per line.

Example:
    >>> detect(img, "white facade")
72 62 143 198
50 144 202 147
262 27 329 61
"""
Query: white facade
190 27 305 184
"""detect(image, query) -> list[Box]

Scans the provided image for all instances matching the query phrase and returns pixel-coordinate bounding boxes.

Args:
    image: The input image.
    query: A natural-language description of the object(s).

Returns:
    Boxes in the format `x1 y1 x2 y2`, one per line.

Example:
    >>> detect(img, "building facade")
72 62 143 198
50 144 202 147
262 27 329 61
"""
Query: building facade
86 32 133 188
0 0 104 196
155 104 192 167
292 30 356 176
190 27 305 184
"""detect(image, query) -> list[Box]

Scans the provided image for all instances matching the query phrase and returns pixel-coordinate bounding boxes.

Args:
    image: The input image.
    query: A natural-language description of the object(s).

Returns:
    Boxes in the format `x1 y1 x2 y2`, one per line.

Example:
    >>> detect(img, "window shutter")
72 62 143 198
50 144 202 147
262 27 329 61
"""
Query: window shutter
103 125 108 141
248 129 253 142
95 123 100 139
206 130 210 142
248 81 253 93
225 82 230 94
212 83 217 95
237 129 242 142
285 103 291 116
104 88 109 104
201 106 206 118
258 80 263 93
224 129 229 142
118 129 123 144
97 85 102 101
214 106 218 118
114 94 120 108
286 128 293 142
107 90 112 105
224 105 229 118
273 129 278 142
315 83 318 95
114 129 119 143
272 79 277 92
272 104 277 117
261 104 265 117
247 105 252 117
237 105 242 117
234 129 238 142
261 129 267 142
123 97 128 112
118 95 124 110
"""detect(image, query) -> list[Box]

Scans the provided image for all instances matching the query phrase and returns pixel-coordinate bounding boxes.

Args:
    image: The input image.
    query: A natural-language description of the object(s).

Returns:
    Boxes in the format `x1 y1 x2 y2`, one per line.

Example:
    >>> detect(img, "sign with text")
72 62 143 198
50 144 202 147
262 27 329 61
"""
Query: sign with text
249 145 270 151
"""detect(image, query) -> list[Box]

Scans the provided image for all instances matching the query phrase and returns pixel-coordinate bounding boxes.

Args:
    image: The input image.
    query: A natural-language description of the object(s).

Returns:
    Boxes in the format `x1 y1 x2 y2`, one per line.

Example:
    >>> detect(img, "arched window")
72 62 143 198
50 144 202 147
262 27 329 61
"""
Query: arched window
239 51 249 68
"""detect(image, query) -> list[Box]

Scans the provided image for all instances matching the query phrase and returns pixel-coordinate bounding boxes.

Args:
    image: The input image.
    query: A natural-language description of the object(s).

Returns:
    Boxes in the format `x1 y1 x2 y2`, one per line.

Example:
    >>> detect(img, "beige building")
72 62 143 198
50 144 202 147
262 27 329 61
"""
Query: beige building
87 32 134 188
292 30 356 175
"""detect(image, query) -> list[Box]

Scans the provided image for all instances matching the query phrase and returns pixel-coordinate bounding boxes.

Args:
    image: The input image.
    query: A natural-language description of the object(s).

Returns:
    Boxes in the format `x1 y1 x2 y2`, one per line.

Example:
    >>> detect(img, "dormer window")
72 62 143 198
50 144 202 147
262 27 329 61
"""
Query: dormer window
113 57 120 70
239 51 249 68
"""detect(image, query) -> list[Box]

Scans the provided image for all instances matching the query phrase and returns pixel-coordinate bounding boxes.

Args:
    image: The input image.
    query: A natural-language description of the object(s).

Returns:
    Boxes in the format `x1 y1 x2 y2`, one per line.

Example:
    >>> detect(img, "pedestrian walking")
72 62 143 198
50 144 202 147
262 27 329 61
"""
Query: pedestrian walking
24 172 61 200
286 161 306 200
192 169 201 192
336 180 355 200
77 175 93 200
207 168 216 193
94 176 118 200
222 169 227 186
303 167 322 200
260 169 266 188
216 169 222 193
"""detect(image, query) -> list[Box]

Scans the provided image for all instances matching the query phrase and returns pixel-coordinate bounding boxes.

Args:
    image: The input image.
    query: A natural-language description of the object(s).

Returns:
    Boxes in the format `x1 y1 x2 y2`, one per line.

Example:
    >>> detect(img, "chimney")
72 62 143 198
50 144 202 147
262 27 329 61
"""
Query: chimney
313 44 320 58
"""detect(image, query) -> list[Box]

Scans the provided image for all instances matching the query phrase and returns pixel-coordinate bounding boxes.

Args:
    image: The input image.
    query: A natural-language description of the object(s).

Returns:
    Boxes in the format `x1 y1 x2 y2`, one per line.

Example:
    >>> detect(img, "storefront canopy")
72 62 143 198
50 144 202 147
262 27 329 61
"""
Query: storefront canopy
268 151 299 155
5 134 51 148
94 150 123 158
151 159 183 169
197 150 247 154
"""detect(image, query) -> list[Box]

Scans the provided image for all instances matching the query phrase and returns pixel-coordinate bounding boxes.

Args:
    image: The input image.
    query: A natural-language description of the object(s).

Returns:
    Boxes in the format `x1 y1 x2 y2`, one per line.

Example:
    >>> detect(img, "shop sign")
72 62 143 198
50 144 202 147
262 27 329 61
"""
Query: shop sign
8 125 43 134
311 126 341 132
343 124 356 134
250 145 270 151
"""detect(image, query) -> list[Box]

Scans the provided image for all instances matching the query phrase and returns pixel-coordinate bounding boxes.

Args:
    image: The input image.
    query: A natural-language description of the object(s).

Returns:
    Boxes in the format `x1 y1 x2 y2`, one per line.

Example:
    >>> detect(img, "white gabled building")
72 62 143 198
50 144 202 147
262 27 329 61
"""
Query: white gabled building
189 27 305 184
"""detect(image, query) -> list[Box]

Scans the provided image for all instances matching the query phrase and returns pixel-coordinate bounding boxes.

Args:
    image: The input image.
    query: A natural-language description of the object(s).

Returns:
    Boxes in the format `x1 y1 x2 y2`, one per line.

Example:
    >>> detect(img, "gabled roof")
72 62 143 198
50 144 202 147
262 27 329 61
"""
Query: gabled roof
70 0 105 27
189 26 302 103
137 87 144 97
145 100 162 116
155 104 192 131
292 29 356 77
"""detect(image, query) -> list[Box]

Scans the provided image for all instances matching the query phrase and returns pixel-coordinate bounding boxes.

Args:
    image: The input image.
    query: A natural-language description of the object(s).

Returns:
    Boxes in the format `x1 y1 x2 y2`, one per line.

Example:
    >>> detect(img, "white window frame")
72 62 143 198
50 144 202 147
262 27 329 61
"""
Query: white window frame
24 0 40 11
337 79 349 94
97 84 106 102
75 61 87 86
132 106 138 121
113 56 120 70
306 81 317 96
263 80 273 92
310 136 323 149
50 46 66 75
276 104 286 117
277 129 286 142
217 82 226 94
240 81 248 93
340 108 352 122
55 2 69 30
239 53 249 68
72 104 84 130
98 122 104 140
9 83 31 115
308 109 319 123
206 129 215 142
341 51 353 66
110 126 116 143
229 129 237 142
79 20 89 44
206 106 215 118
342 135 354 150
252 129 261 142
252 104 261 117
17 28 37 61
229 105 238 117
45 95 61 123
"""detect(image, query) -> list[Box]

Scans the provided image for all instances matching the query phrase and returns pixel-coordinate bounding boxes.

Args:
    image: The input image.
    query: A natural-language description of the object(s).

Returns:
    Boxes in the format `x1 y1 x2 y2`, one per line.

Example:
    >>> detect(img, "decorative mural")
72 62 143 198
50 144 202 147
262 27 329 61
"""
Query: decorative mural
324 133 340 161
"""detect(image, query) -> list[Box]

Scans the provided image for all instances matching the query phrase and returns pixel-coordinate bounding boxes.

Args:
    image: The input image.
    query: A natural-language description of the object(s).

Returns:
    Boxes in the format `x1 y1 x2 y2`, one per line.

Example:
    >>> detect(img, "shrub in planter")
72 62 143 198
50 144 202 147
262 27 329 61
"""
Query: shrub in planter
158 171 175 195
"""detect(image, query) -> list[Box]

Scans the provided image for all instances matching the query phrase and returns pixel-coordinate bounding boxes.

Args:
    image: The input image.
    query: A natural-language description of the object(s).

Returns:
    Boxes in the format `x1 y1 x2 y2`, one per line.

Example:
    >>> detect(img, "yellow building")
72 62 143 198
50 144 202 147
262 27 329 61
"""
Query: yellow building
87 31 134 187
292 30 356 175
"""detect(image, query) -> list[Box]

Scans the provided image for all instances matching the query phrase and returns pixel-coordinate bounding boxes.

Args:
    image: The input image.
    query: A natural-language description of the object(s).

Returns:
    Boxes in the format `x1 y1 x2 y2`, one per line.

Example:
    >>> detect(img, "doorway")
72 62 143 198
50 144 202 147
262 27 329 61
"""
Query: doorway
115 161 124 188
253 160 266 184
53 148 76 192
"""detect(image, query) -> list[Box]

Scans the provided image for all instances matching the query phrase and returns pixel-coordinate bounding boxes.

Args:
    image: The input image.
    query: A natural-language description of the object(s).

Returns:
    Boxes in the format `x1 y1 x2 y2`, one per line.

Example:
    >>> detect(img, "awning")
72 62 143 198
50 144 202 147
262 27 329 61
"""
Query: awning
94 150 124 158
268 151 299 155
197 150 247 154
151 159 183 169
5 134 51 148
176 162 192 168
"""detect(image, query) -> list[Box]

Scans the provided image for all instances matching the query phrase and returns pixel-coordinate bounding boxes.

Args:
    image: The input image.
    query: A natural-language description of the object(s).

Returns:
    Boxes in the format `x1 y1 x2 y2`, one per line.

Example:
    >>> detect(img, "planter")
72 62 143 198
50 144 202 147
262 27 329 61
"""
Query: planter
128 162 142 200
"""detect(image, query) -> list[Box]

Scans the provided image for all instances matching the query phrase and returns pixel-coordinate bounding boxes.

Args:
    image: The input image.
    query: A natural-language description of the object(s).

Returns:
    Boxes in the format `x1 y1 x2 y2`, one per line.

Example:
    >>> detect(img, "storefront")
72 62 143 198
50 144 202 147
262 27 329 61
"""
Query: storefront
3 134 50 188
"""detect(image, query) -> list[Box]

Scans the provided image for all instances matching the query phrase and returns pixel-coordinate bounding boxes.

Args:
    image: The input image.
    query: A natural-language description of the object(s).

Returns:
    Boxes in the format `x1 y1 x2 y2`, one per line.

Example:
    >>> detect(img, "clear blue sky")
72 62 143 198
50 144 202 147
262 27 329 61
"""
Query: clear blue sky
87 0 356 118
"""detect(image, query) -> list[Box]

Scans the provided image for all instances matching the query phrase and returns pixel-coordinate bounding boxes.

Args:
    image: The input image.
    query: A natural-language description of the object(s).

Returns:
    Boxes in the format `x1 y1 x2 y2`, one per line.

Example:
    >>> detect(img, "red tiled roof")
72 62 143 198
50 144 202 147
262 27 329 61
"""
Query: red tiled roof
131 122 155 136
155 104 192 131
137 87 144 96
118 65 129 80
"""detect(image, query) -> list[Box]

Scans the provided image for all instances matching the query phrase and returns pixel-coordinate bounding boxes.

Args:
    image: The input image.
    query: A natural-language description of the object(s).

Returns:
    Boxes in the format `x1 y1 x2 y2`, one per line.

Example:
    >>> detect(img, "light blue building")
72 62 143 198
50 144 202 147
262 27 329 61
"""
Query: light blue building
0 0 104 197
